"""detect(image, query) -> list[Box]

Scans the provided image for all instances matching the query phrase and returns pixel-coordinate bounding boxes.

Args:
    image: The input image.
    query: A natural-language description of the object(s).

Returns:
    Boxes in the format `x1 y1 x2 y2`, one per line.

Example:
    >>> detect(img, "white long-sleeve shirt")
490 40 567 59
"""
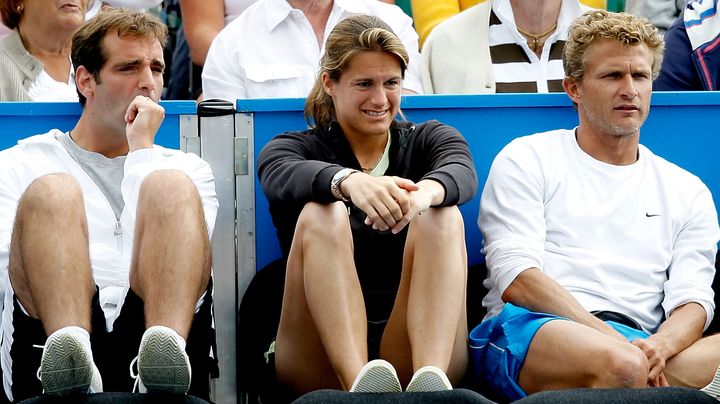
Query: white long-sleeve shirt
479 129 719 333
202 0 423 101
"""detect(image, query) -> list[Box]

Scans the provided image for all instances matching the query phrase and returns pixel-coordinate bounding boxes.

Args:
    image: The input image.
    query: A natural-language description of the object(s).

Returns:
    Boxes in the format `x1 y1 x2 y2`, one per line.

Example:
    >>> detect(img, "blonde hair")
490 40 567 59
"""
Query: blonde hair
305 15 409 128
564 10 664 82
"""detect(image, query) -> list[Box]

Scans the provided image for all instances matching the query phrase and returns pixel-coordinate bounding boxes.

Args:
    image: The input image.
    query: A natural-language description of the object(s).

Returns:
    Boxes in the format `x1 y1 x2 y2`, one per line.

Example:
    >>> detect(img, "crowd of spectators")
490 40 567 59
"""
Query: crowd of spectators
1 0 718 101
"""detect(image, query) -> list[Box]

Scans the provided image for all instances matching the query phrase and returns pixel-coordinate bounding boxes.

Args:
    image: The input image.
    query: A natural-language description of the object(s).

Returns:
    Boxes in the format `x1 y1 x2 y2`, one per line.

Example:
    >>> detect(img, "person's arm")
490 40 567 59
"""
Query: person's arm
201 27 248 101
633 302 705 384
257 132 339 205
653 19 703 90
178 0 225 66
122 96 219 237
411 0 462 47
505 268 627 340
342 121 478 233
634 183 718 383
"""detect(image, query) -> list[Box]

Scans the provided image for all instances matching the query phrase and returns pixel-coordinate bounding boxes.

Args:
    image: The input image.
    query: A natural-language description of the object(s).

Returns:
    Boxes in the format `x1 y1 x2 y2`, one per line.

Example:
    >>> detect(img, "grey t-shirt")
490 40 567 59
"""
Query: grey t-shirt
57 132 125 220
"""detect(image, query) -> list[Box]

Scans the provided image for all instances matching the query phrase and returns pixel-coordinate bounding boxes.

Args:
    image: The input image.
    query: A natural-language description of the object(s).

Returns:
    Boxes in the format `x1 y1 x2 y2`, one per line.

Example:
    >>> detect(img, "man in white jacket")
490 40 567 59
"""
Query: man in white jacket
471 10 720 402
0 9 218 402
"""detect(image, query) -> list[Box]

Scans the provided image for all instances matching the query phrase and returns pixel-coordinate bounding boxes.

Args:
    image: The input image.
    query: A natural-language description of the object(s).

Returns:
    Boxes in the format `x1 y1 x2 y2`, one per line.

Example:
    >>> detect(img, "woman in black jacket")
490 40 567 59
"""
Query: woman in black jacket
257 14 477 397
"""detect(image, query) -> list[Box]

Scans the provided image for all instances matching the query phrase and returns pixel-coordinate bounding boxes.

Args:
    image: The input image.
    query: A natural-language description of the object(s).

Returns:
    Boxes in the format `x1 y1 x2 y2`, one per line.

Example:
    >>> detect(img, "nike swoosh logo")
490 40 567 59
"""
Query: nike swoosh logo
645 213 661 217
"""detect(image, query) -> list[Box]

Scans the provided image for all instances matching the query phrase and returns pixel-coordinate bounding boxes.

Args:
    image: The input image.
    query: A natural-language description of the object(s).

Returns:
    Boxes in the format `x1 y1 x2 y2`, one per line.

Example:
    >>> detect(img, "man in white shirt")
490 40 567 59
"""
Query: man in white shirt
0 9 218 402
472 9 720 402
202 0 423 101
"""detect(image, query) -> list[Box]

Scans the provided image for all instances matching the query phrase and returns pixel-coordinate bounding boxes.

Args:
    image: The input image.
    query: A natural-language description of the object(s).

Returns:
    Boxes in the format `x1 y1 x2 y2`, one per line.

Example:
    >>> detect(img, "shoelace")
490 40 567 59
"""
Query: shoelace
129 356 141 393
32 344 45 390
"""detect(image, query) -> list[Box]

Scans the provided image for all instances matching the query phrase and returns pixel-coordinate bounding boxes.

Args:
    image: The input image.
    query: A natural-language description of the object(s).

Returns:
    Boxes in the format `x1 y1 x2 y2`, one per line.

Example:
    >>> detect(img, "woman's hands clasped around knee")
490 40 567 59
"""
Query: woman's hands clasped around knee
340 173 435 234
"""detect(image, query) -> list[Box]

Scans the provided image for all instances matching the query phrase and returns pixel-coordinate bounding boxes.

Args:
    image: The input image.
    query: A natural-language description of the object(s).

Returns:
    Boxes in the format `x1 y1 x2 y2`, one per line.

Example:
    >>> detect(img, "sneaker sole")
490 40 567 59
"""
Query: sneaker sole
406 368 452 392
701 366 720 399
352 363 401 393
138 328 191 394
40 333 92 396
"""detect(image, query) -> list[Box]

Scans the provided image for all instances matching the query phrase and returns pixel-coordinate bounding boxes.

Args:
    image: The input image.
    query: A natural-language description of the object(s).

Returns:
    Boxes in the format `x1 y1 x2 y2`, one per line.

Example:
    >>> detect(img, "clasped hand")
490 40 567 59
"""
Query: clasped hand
125 93 164 151
632 337 670 387
341 173 433 234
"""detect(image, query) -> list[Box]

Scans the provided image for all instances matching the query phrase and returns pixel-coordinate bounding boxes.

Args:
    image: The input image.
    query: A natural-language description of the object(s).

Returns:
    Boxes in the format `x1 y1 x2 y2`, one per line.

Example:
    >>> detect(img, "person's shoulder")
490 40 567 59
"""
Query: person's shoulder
0 130 63 165
426 1 491 41
217 0 266 36
496 129 574 162
640 145 707 189
352 0 409 18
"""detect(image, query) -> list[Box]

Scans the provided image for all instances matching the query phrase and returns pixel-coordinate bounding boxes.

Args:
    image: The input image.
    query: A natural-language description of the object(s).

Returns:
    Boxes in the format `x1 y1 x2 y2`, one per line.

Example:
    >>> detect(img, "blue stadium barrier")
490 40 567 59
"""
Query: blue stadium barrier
0 101 197 150
238 91 720 271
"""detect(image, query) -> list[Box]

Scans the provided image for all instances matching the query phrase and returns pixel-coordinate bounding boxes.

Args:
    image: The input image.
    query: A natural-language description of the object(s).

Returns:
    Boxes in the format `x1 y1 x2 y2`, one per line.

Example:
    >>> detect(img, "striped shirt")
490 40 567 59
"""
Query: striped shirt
489 0 588 93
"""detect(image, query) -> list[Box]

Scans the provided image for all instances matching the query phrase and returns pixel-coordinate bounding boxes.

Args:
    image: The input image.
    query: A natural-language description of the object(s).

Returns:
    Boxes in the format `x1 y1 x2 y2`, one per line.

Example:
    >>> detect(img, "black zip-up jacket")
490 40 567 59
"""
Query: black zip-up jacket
258 119 478 260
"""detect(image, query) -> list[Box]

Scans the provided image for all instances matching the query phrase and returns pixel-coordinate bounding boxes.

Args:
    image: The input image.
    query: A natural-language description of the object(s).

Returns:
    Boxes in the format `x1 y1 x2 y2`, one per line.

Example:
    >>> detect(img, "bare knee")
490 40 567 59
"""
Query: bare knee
139 170 200 211
19 173 84 214
295 202 351 243
593 344 648 388
411 205 464 242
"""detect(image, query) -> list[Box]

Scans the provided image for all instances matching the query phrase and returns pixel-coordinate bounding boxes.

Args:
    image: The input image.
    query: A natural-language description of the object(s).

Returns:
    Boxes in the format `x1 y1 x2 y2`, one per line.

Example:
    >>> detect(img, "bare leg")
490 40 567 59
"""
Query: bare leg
129 170 211 340
274 202 367 393
9 173 95 335
665 334 720 388
518 320 649 394
380 206 469 386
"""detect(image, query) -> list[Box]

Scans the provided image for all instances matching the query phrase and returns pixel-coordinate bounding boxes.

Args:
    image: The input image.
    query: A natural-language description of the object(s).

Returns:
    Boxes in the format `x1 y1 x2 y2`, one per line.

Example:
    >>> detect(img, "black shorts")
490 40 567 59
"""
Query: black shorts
5 280 217 402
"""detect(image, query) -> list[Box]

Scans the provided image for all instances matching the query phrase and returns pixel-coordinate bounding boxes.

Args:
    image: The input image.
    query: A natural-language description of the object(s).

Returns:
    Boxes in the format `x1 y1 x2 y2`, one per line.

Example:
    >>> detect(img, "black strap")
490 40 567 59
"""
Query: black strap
591 310 643 331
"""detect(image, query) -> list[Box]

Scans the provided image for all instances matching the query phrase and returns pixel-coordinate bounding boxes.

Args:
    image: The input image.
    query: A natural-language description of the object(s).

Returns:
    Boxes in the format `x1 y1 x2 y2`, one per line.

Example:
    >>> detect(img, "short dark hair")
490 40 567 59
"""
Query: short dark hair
0 0 23 29
71 8 168 106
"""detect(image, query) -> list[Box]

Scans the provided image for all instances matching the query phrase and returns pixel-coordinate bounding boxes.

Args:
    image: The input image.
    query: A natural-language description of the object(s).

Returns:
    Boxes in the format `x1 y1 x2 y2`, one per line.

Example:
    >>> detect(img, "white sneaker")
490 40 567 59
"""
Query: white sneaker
39 328 103 395
702 365 720 400
350 359 402 393
405 365 452 392
134 326 191 394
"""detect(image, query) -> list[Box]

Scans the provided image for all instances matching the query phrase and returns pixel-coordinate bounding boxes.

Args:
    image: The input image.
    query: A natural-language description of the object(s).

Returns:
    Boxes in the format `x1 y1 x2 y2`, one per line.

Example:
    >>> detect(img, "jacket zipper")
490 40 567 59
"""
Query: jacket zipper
114 220 123 255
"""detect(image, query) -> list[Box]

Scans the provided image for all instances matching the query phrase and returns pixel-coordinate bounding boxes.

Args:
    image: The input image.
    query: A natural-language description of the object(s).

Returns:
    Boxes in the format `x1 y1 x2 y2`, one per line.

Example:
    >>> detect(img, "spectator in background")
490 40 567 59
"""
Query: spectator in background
202 0 423 102
625 0 683 35
257 14 475 397
421 0 591 94
0 0 89 101
166 0 257 99
179 0 255 69
654 0 720 91
411 0 604 47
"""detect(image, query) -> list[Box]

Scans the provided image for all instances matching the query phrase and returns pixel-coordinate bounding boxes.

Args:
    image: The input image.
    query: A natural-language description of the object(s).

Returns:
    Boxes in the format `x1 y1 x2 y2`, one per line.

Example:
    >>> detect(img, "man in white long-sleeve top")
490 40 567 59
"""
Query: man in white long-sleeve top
471 9 720 403
0 9 218 402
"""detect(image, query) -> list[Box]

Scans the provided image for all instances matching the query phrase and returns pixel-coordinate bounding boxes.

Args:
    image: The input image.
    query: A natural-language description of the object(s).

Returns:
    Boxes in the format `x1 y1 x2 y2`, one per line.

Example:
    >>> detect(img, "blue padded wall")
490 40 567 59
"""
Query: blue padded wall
239 92 720 270
0 101 197 151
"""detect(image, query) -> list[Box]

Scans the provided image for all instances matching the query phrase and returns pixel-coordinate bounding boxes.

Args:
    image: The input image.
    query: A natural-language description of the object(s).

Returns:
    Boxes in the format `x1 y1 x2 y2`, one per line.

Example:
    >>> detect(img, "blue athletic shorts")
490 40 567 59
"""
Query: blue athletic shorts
468 303 649 401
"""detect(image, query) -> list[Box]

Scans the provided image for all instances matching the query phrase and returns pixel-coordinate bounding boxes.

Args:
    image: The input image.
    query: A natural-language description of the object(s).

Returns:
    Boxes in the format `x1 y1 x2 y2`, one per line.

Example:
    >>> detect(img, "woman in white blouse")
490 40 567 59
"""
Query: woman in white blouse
0 0 89 101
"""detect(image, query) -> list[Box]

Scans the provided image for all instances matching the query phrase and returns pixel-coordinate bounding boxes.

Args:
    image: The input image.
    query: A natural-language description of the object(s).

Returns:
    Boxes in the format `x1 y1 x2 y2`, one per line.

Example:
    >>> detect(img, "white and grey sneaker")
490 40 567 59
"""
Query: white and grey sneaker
405 365 452 392
134 326 191 394
38 327 102 395
350 359 402 393
702 365 720 401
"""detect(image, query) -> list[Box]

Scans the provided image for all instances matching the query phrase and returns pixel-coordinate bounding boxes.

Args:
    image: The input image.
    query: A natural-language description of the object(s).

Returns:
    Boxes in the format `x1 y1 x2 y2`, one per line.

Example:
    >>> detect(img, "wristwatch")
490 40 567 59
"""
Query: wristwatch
330 168 358 201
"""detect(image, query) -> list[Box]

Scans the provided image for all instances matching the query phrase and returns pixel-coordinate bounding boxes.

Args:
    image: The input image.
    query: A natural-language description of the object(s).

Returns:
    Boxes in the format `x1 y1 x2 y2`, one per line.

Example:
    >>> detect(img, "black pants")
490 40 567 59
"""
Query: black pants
6 281 216 402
